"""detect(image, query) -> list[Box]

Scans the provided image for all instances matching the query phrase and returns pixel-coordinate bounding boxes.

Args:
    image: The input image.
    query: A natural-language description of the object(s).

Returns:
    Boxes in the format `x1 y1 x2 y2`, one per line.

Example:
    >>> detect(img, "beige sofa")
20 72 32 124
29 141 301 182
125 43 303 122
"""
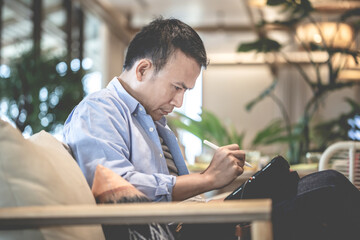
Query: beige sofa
0 119 272 240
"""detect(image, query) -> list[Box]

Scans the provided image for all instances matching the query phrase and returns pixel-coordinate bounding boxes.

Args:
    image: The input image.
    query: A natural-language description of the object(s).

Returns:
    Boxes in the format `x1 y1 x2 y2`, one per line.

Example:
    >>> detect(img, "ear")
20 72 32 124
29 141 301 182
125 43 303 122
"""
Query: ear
135 59 153 81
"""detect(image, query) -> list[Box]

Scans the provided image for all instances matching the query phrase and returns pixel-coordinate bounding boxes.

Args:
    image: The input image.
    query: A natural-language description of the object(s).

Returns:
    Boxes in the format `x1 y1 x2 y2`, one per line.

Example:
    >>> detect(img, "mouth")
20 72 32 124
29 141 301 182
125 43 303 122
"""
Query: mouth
160 109 173 115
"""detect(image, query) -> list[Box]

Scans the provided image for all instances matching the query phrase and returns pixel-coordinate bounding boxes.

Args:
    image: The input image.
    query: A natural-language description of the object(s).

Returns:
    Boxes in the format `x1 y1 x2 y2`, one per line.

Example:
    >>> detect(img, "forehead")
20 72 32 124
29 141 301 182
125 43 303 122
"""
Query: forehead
157 50 201 88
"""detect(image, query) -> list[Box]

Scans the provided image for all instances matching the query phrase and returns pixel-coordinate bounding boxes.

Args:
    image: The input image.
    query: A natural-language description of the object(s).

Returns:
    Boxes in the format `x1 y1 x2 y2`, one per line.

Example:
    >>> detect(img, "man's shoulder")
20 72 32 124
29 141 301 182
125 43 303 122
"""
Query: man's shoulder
67 89 131 125
82 88 127 108
83 88 108 101
63 88 132 134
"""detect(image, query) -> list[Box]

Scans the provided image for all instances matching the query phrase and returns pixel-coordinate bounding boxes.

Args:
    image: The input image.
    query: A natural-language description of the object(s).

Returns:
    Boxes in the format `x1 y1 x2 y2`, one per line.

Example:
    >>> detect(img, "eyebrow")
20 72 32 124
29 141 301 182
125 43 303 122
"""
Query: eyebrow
176 82 193 90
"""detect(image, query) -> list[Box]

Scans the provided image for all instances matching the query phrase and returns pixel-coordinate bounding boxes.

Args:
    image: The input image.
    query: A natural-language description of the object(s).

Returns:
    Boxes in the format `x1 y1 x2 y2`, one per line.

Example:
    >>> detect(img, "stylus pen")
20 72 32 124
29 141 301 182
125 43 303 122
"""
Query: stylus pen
203 140 253 168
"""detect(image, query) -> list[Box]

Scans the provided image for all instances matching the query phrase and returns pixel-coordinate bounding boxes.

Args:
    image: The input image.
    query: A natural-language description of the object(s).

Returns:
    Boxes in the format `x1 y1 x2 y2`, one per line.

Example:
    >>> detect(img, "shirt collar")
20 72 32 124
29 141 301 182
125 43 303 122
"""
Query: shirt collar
157 116 167 126
106 77 140 114
107 77 168 126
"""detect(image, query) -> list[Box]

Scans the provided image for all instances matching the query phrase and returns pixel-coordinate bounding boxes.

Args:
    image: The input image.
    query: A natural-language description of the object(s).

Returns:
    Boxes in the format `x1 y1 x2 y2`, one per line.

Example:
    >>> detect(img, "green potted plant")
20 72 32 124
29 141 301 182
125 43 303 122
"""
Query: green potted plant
168 109 245 148
239 0 360 163
168 109 247 171
313 97 360 150
0 48 86 134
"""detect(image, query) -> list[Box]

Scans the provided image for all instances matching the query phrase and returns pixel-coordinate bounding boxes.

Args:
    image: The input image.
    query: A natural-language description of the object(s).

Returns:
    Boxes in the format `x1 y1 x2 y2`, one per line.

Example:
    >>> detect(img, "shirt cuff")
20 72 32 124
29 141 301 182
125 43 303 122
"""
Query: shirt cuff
154 174 176 201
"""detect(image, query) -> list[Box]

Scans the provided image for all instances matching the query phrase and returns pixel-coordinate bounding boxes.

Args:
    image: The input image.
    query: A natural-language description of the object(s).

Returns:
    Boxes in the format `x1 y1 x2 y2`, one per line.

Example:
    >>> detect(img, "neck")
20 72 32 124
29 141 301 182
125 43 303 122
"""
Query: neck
117 75 141 103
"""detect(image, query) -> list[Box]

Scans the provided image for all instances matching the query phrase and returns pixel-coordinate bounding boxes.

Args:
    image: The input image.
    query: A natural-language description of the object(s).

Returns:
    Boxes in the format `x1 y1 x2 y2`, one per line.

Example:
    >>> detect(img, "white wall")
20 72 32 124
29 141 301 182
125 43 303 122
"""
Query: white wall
100 24 127 87
202 64 360 156
203 65 283 154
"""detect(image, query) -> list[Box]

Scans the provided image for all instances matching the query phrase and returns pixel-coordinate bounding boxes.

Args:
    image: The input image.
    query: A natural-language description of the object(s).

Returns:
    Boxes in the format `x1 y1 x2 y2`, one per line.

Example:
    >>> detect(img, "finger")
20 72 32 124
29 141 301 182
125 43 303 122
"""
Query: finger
229 149 246 160
229 155 245 168
222 144 240 150
236 157 245 168
237 159 244 168
235 165 244 175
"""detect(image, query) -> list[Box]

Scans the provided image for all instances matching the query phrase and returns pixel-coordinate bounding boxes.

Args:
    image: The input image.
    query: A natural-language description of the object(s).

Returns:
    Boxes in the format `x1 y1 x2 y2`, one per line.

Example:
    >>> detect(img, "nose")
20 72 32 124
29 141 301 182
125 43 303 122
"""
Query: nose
171 91 184 108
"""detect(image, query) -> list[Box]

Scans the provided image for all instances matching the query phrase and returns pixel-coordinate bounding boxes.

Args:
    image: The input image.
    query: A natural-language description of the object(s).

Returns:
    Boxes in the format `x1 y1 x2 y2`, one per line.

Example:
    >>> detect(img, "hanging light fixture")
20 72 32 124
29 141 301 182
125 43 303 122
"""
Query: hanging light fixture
338 55 360 81
248 0 266 7
295 22 359 81
248 0 360 10
296 22 354 49
310 0 360 11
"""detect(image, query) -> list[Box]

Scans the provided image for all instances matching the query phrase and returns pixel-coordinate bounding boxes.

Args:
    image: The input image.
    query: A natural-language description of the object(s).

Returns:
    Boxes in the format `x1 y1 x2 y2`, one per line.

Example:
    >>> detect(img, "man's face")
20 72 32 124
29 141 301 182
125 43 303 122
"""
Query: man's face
140 51 201 121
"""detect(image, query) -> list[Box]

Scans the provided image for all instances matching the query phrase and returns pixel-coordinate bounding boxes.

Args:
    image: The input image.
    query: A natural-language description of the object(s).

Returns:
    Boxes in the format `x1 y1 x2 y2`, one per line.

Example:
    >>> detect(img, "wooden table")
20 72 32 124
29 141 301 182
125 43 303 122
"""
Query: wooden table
0 200 273 240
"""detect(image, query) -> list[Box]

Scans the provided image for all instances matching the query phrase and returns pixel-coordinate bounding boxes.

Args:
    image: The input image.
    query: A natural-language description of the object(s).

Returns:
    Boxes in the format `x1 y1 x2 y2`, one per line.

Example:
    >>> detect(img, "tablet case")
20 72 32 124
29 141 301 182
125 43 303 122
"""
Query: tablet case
225 155 299 203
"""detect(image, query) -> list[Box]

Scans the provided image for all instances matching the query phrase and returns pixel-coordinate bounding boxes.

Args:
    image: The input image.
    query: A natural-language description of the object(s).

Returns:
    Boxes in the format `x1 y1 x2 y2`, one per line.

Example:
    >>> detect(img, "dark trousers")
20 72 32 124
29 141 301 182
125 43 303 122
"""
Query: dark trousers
177 170 360 240
272 169 360 240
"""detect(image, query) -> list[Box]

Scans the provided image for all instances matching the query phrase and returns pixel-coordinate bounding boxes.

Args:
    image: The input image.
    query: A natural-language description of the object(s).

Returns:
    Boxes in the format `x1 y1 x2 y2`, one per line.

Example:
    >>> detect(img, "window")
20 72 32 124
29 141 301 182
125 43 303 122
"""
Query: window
176 70 203 164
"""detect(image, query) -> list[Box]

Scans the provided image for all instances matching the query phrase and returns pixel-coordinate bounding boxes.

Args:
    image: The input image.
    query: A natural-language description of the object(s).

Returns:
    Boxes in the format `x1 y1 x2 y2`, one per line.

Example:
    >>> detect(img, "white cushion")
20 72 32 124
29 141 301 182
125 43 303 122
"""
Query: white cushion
0 119 105 240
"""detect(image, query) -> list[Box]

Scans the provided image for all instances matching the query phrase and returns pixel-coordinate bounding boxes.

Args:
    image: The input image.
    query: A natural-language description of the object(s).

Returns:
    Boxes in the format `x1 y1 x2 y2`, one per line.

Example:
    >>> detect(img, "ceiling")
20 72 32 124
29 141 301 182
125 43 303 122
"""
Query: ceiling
99 0 360 55
94 0 258 55
2 0 360 63
106 0 252 28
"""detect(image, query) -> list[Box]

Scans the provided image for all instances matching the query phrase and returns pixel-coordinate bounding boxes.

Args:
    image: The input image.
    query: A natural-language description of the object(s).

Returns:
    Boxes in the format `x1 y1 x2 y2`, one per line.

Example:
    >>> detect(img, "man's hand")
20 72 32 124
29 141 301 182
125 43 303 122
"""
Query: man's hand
202 144 245 189
172 144 245 201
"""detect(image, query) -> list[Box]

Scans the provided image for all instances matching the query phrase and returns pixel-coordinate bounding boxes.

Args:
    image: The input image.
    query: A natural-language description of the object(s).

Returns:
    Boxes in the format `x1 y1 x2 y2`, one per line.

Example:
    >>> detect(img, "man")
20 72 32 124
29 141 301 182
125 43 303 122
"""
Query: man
64 18 360 240
63 17 245 202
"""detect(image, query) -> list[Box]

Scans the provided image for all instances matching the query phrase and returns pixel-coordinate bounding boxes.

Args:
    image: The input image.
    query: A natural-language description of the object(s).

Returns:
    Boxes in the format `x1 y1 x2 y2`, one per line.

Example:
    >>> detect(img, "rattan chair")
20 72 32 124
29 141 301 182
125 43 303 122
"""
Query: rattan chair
318 141 360 189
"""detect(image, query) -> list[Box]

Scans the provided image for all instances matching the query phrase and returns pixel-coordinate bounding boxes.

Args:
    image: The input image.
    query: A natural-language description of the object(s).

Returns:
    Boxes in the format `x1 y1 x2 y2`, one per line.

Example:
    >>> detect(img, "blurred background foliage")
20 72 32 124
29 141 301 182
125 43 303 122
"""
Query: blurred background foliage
312 98 360 150
168 109 245 149
0 48 85 134
236 0 360 164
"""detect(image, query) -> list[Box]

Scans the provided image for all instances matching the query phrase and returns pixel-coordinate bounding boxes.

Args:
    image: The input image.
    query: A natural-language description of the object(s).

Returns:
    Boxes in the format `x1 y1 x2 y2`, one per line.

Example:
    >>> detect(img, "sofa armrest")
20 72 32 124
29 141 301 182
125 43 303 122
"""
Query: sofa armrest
0 199 272 240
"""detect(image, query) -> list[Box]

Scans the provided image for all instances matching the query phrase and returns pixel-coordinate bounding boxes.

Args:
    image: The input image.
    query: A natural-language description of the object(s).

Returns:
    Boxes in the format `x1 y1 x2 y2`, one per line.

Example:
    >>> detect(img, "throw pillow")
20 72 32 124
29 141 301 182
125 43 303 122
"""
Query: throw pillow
0 119 105 240
92 165 175 240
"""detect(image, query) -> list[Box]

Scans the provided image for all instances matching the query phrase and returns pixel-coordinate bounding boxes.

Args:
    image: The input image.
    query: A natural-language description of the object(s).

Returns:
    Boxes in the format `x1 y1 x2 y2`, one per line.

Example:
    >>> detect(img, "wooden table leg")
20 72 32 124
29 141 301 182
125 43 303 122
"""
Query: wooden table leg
251 220 273 240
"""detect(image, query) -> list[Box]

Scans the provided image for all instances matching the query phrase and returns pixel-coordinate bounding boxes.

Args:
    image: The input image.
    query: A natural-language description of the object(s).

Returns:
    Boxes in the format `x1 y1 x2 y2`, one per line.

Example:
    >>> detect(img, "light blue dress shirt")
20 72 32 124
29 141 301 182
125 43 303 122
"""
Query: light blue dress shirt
63 77 189 202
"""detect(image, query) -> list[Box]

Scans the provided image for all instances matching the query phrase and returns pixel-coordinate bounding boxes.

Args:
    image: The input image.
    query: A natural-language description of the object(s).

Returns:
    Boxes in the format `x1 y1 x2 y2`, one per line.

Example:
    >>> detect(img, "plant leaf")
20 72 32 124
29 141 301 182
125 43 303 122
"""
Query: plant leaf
266 0 287 6
169 109 244 147
0 48 86 133
246 79 278 111
237 38 282 53
251 119 284 146
267 0 313 17
344 97 360 111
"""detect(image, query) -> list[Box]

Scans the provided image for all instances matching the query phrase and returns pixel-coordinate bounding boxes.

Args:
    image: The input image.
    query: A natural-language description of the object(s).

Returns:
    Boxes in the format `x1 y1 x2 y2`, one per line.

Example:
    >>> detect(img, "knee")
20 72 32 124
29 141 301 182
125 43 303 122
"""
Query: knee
318 169 349 186
299 169 348 192
319 169 346 179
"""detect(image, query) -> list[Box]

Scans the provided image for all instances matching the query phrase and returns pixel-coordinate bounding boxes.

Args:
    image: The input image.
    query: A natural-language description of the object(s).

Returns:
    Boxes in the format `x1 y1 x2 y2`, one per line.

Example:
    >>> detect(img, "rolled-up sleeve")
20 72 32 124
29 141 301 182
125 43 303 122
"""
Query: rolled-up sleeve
122 170 176 202
63 94 177 202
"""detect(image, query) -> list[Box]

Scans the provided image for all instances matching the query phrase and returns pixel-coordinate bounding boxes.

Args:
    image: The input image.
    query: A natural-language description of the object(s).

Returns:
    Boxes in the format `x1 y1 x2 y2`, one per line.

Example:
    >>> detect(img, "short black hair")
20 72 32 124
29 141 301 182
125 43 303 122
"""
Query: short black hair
123 17 208 72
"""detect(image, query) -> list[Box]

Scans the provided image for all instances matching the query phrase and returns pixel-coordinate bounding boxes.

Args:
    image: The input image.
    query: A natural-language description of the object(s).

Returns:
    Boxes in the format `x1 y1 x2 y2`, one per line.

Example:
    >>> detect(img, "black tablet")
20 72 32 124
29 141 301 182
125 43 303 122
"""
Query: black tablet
225 155 299 202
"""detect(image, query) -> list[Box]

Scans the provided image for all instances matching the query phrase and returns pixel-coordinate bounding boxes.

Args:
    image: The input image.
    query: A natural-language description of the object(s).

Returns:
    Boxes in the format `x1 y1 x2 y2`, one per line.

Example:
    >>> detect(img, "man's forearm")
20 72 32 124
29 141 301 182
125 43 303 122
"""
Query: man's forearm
172 173 215 201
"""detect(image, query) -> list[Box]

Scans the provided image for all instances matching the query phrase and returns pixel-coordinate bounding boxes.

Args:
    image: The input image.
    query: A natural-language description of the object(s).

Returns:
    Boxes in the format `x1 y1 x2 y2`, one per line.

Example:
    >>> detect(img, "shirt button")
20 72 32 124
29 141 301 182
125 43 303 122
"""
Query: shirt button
134 113 137 116
139 107 143 111
160 153 163 158
149 127 154 132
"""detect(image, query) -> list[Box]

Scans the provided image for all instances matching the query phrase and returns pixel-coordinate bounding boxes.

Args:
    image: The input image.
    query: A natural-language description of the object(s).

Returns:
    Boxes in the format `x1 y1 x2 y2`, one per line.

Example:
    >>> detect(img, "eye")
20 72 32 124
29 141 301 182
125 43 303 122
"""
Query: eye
174 85 182 91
